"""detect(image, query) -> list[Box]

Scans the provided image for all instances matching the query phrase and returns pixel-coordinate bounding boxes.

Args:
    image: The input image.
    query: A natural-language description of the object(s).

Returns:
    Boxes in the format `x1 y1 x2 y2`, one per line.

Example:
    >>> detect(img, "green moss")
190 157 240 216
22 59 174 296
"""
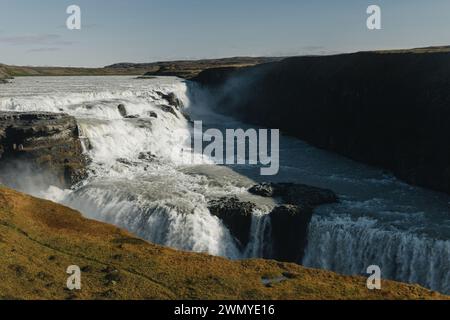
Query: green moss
0 186 447 300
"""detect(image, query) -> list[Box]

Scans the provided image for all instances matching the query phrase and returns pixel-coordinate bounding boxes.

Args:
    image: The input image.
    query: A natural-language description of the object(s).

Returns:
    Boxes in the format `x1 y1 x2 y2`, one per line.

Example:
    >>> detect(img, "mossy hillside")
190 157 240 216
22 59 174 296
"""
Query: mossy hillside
0 186 446 300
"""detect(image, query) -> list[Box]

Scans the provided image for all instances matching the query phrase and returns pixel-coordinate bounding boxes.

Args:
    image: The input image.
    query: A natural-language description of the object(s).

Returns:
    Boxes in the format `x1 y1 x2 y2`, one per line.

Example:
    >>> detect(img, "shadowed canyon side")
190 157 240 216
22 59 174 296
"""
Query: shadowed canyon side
0 75 449 298
0 185 446 300
192 49 450 195
2 0 450 306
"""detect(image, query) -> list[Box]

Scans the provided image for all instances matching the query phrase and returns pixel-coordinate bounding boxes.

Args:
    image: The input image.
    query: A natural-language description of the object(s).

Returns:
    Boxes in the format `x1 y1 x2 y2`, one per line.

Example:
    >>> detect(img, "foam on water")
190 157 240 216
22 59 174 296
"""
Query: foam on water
303 214 450 293
1 76 449 294
244 209 272 258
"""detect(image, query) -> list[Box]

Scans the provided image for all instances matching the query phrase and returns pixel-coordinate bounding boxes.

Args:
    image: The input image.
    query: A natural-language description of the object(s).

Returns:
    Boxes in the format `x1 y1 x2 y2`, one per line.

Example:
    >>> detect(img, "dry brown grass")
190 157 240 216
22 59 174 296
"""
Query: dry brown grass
0 65 146 78
0 186 447 300
0 57 277 80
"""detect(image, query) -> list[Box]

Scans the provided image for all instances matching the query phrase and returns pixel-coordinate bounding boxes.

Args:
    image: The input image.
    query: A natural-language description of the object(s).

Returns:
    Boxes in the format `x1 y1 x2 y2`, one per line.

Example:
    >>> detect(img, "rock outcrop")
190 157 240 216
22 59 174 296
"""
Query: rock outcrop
192 48 450 195
117 104 127 117
268 204 312 263
250 182 337 263
208 196 255 248
148 111 158 118
159 105 179 118
156 91 184 109
209 183 338 262
0 112 87 188
249 182 338 206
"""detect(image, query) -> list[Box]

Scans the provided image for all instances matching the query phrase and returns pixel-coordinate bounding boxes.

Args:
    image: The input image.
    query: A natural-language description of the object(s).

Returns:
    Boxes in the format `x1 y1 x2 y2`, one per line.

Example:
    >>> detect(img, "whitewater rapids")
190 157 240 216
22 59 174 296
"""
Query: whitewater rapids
0 76 449 294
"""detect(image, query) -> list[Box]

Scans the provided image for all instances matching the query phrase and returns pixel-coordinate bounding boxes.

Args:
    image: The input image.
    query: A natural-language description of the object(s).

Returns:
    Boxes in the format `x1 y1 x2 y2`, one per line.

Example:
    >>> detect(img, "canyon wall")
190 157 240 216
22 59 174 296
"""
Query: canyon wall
193 51 450 194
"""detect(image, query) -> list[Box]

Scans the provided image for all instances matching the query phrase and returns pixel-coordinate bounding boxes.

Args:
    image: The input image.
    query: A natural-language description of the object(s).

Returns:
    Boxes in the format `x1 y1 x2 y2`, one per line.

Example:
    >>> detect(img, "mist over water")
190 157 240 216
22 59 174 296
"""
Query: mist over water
0 76 449 294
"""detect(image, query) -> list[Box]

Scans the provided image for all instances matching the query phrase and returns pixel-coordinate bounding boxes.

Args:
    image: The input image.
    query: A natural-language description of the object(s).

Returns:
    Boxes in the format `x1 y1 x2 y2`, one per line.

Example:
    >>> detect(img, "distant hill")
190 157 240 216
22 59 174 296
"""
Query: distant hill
0 64 148 78
106 57 282 79
0 57 280 81
374 45 450 54
0 185 445 300
2 46 450 81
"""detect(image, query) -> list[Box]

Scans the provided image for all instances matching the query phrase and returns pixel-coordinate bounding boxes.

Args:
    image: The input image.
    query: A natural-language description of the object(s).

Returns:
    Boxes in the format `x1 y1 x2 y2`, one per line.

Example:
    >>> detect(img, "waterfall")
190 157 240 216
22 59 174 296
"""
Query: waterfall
63 184 242 258
0 76 243 258
303 215 450 294
244 209 272 258
1 76 449 295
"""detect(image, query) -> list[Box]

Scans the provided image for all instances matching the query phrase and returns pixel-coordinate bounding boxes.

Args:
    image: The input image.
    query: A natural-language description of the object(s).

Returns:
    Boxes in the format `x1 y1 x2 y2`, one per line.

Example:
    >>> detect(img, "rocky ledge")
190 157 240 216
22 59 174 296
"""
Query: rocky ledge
0 112 88 188
208 182 338 263
117 91 186 120
249 182 338 206
208 196 255 249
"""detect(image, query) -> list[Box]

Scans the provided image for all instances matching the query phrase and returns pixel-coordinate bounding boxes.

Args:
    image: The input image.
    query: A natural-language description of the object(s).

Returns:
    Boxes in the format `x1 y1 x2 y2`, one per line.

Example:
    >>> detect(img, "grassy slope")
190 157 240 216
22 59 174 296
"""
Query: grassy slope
0 186 446 300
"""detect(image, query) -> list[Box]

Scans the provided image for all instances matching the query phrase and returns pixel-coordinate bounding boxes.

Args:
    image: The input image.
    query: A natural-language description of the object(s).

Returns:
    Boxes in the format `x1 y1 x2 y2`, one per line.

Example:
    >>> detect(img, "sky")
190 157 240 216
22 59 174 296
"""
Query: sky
0 0 450 67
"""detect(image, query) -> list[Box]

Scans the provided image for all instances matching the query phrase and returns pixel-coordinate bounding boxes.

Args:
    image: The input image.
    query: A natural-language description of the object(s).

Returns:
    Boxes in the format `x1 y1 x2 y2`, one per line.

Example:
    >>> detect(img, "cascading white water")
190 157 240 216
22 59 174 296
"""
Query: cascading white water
1 76 449 294
303 214 450 293
0 76 260 260
244 209 272 258
62 176 243 258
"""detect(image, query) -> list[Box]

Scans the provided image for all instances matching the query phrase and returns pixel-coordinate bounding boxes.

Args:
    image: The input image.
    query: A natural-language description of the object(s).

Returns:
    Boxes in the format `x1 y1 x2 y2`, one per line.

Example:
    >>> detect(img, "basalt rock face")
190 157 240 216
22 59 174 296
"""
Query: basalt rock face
0 112 87 188
156 91 184 109
159 105 179 118
208 183 338 262
249 182 338 206
250 183 338 263
193 50 450 195
117 104 128 117
208 196 255 249
269 204 313 263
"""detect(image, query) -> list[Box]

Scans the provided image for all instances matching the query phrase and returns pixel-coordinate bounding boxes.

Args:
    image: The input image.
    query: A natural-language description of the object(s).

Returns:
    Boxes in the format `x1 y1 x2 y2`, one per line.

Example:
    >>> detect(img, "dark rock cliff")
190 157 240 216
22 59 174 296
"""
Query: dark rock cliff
193 51 450 195
268 204 313 263
208 183 337 262
208 196 255 249
250 183 337 262
0 112 87 188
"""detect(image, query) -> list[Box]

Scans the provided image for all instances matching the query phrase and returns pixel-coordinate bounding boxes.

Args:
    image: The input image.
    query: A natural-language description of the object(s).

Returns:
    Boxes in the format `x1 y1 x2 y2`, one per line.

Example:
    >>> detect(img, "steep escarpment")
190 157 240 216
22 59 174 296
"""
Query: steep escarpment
0 112 87 188
193 49 450 194
0 185 445 300
208 196 255 249
208 183 338 262
251 183 337 262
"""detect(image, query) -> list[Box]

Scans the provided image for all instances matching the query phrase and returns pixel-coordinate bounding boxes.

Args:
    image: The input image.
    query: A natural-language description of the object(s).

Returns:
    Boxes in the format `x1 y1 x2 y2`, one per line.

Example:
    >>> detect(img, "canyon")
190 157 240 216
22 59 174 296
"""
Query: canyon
0 49 449 298
192 48 450 195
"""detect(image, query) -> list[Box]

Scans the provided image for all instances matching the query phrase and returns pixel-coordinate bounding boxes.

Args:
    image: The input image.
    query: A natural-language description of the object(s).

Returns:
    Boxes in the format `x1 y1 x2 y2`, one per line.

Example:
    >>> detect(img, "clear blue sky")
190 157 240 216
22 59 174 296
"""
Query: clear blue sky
1 0 449 67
